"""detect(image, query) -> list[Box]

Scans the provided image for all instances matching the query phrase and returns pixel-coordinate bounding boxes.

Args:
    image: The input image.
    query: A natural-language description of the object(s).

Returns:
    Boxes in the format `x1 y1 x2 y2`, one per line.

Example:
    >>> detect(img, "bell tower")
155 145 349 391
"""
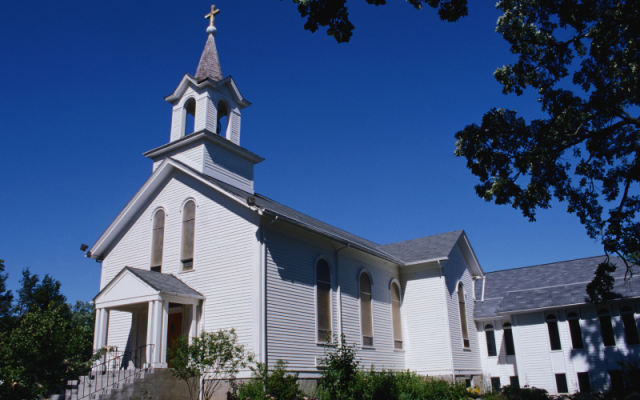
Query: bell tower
144 6 264 194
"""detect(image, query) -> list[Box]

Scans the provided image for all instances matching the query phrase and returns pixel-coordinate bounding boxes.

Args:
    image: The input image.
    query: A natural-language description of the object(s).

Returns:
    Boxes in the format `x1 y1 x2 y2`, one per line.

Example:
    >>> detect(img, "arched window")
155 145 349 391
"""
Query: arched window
621 306 640 345
181 200 196 271
567 312 584 349
546 314 562 350
458 283 470 348
150 209 165 272
217 101 229 138
485 324 497 356
316 259 332 342
360 272 373 347
183 98 196 136
598 308 616 347
391 282 403 349
503 322 515 355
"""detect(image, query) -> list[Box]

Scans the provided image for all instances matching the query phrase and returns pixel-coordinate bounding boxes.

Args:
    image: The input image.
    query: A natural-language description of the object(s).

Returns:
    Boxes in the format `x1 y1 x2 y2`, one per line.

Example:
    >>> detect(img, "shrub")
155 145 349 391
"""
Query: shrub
168 329 253 400
317 334 359 400
236 360 303 400
501 385 549 400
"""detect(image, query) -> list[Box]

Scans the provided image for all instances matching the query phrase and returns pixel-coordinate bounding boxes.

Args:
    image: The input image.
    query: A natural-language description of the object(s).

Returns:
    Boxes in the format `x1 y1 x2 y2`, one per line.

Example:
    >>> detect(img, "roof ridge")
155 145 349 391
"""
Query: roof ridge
381 229 464 247
483 255 609 274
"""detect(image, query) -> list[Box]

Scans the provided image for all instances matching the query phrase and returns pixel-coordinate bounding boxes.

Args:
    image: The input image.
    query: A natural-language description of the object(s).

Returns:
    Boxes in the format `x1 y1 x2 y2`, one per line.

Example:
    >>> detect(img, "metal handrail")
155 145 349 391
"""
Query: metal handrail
50 344 154 400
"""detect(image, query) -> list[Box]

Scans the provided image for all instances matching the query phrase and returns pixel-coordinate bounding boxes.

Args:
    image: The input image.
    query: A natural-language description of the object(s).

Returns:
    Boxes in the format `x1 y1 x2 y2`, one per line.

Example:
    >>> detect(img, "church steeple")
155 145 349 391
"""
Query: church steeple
144 6 263 194
195 5 223 81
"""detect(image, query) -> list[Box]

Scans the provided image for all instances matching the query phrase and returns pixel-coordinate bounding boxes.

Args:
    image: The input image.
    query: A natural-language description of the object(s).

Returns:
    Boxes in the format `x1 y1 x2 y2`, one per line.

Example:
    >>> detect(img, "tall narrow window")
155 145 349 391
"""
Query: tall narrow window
567 312 584 349
181 200 196 271
598 309 616 347
577 372 592 393
316 259 332 342
546 314 562 350
150 209 165 272
485 324 497 356
360 272 373 347
391 282 403 349
503 322 515 355
458 283 470 348
555 374 568 394
620 306 640 345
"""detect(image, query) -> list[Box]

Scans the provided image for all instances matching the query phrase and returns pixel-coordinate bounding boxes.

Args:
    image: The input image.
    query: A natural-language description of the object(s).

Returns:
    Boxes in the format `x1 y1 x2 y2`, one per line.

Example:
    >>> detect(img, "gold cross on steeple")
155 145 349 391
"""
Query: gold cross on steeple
205 5 221 27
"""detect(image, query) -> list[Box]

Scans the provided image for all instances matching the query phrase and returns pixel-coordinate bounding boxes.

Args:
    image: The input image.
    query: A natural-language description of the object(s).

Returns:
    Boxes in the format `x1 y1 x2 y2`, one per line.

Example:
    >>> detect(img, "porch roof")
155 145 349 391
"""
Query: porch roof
94 267 204 305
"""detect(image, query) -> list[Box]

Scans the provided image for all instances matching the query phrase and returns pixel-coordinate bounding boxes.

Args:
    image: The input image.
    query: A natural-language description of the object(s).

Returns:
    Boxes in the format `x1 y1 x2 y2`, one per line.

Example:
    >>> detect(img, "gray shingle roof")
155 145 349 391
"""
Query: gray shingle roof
125 267 204 298
379 230 464 264
195 34 223 82
474 256 640 318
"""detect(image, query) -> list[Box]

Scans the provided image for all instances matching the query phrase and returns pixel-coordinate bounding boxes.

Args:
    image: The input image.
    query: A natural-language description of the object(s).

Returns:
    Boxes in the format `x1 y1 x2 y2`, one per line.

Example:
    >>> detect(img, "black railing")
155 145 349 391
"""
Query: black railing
50 344 154 400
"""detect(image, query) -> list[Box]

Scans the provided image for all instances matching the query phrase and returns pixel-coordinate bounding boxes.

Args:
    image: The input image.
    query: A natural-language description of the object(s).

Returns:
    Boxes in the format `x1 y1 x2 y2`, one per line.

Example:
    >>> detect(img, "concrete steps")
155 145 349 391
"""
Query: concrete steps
48 367 153 400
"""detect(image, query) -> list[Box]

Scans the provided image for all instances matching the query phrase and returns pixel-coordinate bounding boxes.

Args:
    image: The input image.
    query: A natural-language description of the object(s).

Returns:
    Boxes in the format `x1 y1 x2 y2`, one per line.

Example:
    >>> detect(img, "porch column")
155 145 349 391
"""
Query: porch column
189 303 197 344
152 300 164 368
94 308 109 349
160 300 169 366
146 301 155 365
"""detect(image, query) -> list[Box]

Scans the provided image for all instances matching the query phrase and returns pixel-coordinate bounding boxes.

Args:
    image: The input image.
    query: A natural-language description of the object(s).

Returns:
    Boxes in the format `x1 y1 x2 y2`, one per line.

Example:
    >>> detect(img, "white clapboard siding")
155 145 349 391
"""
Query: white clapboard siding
477 320 516 385
401 263 452 375
265 228 404 372
513 312 556 390
101 170 260 355
203 143 254 192
339 253 404 371
442 244 481 374
265 229 338 371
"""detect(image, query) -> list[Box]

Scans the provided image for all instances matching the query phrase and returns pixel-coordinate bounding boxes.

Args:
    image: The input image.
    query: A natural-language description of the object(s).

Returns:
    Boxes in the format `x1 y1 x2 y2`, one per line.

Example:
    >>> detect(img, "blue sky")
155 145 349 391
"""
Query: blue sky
0 0 603 303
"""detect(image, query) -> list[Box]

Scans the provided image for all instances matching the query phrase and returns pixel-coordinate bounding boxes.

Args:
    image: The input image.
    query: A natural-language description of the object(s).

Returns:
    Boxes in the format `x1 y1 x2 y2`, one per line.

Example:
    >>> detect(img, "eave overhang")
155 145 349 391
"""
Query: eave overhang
164 74 251 108
143 129 264 164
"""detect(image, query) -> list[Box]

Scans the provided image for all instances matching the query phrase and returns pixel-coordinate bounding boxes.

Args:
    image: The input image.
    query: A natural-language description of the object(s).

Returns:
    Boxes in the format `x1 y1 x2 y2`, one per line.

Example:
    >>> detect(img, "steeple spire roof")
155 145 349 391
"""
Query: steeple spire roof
195 5 223 81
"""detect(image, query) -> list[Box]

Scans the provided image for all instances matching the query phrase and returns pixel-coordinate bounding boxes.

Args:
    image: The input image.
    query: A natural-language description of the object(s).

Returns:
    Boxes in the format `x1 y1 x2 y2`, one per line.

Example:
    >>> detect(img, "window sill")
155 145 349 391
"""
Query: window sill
178 268 196 274
317 342 336 347
463 348 472 352
361 346 376 350
394 349 405 353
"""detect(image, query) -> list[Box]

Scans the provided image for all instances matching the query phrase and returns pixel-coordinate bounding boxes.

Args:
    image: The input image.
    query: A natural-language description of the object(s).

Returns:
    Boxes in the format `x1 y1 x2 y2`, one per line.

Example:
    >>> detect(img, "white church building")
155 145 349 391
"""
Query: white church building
88 10 640 396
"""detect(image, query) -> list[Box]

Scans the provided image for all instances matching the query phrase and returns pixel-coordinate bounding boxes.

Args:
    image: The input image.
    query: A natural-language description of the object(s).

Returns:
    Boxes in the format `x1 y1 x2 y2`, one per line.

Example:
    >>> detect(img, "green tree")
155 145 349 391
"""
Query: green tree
0 303 94 400
0 260 14 332
236 360 303 400
168 329 254 400
289 0 468 43
15 268 67 316
453 0 639 301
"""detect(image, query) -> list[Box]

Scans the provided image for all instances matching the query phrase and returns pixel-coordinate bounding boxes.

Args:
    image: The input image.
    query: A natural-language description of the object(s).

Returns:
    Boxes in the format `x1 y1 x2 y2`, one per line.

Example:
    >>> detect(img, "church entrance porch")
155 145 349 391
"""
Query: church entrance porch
93 267 205 369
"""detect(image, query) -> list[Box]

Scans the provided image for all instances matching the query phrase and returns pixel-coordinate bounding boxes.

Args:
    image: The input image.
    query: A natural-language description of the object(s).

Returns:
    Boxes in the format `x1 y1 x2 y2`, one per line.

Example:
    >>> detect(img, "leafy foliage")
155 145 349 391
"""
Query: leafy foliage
0 262 95 400
454 0 640 301
317 333 360 400
16 268 67 316
168 328 254 400
0 260 14 332
234 360 303 400
289 0 468 43
500 385 549 400
0 304 95 400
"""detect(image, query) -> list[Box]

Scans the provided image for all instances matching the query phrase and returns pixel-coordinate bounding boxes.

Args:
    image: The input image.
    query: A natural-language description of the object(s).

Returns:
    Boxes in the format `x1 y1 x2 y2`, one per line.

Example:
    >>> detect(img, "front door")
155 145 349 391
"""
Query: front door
167 312 183 368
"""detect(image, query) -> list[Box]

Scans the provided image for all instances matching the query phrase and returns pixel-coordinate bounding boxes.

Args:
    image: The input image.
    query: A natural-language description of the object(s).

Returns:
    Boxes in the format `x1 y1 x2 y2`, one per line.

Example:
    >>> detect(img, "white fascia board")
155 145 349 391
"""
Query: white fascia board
459 232 484 277
96 294 163 309
403 257 449 266
164 74 198 103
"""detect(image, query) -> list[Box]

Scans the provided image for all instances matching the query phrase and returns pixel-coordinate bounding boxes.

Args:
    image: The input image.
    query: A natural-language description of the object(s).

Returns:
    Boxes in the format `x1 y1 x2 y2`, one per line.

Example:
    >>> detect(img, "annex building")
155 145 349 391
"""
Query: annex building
88 10 640 397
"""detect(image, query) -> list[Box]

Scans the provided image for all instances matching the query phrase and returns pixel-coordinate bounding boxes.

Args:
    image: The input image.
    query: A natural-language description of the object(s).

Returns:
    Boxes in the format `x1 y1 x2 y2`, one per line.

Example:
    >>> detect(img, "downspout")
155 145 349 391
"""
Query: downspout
335 244 350 337
438 260 455 381
261 216 278 366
